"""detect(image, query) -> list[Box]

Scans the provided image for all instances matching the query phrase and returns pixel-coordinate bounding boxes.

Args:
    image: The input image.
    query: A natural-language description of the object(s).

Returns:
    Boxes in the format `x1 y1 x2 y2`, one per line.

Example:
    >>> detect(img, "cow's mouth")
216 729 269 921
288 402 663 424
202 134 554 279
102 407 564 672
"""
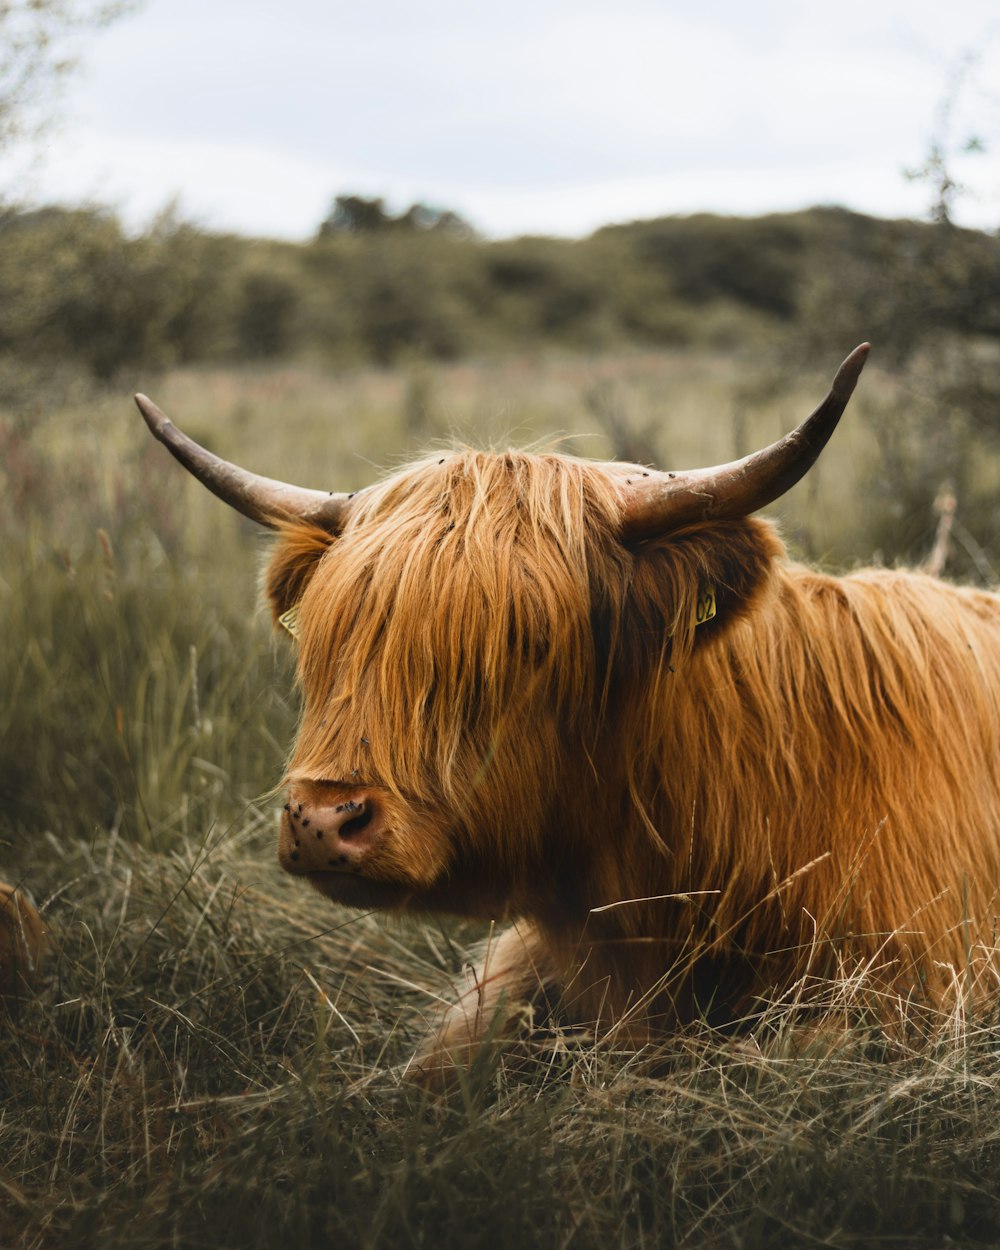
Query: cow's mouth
304 870 413 910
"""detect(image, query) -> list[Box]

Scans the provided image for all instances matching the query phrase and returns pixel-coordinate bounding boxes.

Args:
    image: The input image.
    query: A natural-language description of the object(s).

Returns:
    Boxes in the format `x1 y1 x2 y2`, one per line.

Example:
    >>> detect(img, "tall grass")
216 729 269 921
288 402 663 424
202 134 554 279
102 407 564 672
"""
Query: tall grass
5 350 1000 1249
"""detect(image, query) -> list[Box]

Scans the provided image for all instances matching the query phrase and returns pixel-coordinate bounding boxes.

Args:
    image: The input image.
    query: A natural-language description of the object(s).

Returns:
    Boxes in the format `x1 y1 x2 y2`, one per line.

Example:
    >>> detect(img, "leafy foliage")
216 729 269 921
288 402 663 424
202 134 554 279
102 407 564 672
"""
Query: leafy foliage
2 201 1000 382
318 194 475 239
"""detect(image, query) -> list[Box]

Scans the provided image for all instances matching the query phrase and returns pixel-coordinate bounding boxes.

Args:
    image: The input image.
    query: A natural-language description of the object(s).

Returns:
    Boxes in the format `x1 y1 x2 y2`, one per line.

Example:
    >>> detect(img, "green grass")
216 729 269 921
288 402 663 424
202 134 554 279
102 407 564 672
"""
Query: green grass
5 347 1000 1249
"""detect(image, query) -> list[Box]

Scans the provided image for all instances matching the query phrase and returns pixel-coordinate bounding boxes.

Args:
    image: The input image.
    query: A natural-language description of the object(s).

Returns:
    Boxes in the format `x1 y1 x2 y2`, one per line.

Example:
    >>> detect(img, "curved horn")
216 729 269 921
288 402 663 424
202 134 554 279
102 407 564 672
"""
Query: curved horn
134 394 352 531
619 343 870 540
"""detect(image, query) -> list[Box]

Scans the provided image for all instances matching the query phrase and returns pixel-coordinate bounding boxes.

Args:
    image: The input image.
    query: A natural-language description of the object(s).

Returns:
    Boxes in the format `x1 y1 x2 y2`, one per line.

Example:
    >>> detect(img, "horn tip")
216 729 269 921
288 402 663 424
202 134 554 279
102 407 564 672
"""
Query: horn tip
134 392 172 434
832 342 871 399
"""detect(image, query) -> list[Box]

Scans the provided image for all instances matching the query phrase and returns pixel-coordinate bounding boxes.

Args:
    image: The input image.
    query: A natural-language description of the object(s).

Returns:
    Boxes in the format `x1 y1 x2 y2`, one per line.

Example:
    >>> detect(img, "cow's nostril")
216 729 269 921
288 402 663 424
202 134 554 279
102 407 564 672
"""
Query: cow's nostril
341 805 373 838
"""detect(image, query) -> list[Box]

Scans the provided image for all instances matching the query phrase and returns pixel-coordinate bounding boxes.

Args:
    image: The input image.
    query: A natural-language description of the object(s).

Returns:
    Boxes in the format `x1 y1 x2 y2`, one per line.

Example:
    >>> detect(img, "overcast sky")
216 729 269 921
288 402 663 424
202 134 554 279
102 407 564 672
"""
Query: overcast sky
7 0 1000 240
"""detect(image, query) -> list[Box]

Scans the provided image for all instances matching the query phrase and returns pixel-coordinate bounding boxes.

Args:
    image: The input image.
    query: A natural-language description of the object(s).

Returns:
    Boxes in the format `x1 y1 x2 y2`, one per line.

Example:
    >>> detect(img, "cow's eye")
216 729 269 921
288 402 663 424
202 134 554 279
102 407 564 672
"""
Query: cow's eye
509 619 549 668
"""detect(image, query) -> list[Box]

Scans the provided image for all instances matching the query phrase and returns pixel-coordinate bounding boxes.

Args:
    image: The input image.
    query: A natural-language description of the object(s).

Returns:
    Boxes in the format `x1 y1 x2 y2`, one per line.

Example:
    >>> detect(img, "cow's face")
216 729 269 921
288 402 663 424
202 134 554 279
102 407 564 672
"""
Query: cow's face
267 452 630 916
265 451 783 919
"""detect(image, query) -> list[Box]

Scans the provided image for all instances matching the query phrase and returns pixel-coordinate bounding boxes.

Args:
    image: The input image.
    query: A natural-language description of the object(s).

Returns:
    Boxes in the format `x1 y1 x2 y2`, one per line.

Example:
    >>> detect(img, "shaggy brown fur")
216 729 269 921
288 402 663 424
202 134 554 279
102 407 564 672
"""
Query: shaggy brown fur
0 884 45 1000
265 450 1000 1069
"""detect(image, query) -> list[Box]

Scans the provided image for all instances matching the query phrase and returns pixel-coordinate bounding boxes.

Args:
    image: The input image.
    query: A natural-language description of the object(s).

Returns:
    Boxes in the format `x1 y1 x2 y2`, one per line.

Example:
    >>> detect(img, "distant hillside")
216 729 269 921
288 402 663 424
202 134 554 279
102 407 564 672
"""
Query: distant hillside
0 202 996 385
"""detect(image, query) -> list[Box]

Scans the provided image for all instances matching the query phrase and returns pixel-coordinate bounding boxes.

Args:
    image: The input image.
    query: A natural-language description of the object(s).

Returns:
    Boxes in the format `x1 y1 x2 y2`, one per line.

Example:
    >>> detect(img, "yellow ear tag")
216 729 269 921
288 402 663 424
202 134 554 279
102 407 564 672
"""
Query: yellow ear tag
694 588 717 628
279 603 301 640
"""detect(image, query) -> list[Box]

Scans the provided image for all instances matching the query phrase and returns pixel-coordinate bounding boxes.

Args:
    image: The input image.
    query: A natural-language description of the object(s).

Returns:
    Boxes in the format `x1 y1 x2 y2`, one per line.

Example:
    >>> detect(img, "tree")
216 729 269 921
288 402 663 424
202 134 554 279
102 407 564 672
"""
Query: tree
903 50 990 228
0 1 133 153
821 50 1000 577
318 194 475 239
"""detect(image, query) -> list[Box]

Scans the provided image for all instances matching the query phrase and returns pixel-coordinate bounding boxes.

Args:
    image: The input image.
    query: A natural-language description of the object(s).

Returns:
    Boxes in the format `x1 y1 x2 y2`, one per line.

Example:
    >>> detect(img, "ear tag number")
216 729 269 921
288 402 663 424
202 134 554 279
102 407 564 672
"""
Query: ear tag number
279 603 301 639
694 588 717 628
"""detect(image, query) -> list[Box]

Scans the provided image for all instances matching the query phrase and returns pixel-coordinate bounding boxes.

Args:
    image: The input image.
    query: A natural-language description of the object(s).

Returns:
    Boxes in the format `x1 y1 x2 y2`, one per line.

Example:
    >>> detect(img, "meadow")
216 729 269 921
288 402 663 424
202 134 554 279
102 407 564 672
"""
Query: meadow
5 344 1000 1248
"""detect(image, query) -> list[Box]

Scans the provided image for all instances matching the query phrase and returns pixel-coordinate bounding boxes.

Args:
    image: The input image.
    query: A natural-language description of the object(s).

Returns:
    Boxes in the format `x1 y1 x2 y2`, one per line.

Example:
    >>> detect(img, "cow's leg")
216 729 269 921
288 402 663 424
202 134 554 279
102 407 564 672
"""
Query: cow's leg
409 922 554 1084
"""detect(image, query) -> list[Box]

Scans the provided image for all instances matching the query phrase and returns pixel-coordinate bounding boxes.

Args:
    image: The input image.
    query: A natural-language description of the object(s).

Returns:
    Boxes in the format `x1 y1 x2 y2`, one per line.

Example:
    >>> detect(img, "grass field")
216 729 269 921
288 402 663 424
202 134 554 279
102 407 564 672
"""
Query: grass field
5 346 1000 1248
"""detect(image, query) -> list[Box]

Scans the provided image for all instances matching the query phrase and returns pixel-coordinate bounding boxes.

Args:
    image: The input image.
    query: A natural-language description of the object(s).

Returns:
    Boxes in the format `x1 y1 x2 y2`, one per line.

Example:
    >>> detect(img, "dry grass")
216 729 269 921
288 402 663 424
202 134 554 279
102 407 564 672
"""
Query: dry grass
5 347 1000 1249
7 825 1000 1249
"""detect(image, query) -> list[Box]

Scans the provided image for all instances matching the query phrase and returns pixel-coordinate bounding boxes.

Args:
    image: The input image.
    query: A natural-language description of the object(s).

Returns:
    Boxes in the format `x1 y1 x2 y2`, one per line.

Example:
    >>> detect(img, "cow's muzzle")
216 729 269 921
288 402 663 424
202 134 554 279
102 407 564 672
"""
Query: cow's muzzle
278 785 382 877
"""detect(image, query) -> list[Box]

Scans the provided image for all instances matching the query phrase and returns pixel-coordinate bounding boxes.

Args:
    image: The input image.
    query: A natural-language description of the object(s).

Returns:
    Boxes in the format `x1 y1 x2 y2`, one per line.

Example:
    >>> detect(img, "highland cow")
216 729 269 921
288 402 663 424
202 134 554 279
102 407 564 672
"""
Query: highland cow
136 344 1000 1072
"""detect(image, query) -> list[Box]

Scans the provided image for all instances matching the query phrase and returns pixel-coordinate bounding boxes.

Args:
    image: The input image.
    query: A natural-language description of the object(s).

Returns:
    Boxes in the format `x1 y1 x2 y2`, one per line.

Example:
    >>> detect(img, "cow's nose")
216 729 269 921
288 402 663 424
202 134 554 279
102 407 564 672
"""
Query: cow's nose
278 789 382 875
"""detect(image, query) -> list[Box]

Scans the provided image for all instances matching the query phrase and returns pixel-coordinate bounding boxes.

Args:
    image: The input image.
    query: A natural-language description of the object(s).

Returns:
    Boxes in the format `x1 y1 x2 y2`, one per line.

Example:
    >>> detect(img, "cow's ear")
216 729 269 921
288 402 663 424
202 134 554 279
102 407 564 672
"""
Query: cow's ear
264 522 336 629
629 516 783 645
685 517 784 640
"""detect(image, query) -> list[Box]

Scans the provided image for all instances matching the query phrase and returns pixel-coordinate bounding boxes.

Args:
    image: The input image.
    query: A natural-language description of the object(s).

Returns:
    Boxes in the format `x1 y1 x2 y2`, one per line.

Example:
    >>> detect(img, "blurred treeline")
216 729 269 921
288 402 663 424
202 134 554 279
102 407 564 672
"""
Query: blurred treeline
2 196 998 387
5 193 1000 581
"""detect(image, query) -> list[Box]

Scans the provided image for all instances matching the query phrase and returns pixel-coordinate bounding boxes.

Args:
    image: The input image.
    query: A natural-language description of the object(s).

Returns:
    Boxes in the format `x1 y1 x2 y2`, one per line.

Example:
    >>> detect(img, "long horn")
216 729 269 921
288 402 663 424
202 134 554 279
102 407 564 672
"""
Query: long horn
619 343 870 540
135 394 352 531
